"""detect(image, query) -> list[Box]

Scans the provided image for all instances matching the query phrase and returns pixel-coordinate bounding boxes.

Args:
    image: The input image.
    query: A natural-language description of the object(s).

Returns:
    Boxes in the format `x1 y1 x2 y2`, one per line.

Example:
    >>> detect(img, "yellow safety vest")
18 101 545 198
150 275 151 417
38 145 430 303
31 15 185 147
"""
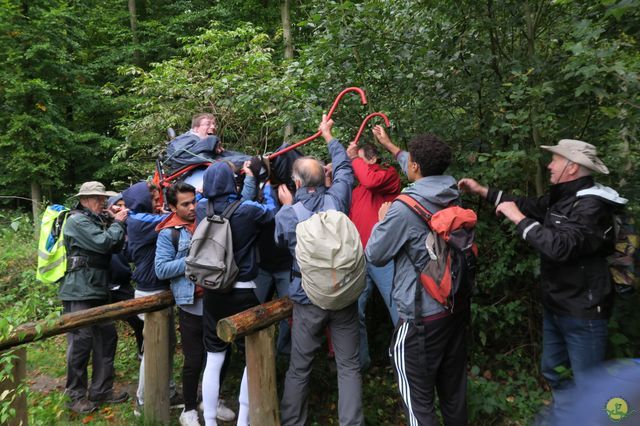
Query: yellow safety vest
36 205 70 284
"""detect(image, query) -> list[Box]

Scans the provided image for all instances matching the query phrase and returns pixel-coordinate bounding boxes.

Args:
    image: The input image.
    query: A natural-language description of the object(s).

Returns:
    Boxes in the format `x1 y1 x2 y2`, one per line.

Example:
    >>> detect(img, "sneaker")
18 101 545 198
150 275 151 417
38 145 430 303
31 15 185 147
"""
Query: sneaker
179 409 201 426
67 397 98 414
90 390 129 405
133 398 143 417
216 399 236 422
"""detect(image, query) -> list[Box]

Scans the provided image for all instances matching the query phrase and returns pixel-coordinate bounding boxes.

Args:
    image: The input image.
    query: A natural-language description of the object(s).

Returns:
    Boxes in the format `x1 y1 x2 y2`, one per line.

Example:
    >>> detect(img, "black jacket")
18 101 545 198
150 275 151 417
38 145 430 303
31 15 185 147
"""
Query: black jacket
488 176 619 319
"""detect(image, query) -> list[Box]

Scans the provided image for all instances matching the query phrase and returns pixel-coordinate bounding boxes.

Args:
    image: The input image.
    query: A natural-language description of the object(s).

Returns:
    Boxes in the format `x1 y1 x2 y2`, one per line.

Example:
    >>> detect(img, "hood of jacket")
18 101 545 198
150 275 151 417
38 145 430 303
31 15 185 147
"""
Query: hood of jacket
122 182 152 213
576 182 628 206
402 175 460 211
202 162 236 201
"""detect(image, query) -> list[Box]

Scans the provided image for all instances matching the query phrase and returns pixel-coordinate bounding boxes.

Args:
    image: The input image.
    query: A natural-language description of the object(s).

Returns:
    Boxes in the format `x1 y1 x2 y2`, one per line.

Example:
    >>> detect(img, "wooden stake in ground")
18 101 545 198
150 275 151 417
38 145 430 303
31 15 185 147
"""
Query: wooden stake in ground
246 325 279 425
143 307 171 425
0 347 27 426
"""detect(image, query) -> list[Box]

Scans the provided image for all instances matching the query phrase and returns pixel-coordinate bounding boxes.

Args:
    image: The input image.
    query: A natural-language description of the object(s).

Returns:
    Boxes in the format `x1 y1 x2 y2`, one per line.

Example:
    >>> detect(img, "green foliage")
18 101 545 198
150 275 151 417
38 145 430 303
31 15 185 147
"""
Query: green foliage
0 0 639 423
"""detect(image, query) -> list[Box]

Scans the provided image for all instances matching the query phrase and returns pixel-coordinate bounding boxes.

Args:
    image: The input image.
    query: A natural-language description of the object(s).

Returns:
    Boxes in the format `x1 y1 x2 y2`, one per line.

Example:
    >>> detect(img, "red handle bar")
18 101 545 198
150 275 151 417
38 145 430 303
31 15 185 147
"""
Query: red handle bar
352 112 390 145
268 87 367 160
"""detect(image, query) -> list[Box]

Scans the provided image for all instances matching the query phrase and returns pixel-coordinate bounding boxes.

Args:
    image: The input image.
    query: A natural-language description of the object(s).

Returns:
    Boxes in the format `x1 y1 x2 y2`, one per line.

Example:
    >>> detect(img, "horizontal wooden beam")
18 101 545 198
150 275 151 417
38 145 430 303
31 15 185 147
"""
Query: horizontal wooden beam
217 297 293 343
0 290 174 351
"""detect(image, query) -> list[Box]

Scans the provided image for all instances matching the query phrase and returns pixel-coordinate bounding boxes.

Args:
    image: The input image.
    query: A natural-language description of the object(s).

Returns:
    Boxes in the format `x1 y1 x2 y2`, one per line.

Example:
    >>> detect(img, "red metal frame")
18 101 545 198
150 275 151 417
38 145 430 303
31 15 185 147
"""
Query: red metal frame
352 112 390 145
268 87 368 160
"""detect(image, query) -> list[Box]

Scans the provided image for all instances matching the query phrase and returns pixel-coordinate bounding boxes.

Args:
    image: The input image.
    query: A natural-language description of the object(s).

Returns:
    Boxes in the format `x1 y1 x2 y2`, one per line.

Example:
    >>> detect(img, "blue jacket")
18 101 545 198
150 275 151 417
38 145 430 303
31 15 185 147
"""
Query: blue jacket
122 182 169 291
196 162 277 282
274 139 354 304
155 226 194 306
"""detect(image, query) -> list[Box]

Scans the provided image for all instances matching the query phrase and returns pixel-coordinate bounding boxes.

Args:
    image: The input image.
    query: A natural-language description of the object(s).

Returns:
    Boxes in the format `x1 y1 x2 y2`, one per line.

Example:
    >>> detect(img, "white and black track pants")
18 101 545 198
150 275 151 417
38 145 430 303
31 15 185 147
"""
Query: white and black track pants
389 310 469 426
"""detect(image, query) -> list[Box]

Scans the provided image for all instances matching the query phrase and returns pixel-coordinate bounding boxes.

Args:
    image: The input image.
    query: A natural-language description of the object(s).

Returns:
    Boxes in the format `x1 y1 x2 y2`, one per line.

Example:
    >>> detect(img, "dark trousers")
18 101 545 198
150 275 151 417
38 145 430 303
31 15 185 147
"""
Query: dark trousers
178 308 205 411
203 289 259 353
389 310 469 426
63 300 118 401
110 284 144 354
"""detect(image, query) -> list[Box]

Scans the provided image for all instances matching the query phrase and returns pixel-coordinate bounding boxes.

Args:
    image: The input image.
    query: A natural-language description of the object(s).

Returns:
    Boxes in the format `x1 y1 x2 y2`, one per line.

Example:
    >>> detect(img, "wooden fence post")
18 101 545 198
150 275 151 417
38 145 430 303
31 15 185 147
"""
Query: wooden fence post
0 347 27 426
143 308 170 425
245 325 279 426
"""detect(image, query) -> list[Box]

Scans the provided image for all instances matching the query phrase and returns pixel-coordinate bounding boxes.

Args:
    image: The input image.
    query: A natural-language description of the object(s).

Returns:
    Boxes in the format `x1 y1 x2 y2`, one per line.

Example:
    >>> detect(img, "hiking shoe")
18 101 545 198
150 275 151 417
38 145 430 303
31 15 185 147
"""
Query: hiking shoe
217 399 236 422
91 390 129 405
68 397 98 414
179 409 201 426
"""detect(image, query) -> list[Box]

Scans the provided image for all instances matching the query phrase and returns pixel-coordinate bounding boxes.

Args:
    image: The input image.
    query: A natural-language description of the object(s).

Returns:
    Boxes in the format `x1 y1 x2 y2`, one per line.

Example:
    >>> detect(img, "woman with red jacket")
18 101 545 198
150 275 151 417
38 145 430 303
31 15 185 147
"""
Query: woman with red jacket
347 138 401 371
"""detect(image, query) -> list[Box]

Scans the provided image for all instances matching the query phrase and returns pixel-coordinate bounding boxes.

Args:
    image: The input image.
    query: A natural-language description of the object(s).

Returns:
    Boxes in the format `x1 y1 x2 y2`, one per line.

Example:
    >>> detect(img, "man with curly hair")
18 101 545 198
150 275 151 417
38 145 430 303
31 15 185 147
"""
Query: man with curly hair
366 127 469 425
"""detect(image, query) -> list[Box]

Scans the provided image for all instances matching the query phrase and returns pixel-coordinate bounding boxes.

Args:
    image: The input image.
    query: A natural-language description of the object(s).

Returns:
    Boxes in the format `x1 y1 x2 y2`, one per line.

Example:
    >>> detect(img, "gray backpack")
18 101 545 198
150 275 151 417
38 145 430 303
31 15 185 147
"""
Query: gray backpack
185 199 242 291
293 197 366 310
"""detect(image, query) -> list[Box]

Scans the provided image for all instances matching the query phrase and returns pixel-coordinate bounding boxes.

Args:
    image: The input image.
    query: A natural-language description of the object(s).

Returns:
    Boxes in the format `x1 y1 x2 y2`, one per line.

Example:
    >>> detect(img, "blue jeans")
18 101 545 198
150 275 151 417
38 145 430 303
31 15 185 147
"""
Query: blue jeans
358 261 399 370
541 307 608 418
254 268 291 355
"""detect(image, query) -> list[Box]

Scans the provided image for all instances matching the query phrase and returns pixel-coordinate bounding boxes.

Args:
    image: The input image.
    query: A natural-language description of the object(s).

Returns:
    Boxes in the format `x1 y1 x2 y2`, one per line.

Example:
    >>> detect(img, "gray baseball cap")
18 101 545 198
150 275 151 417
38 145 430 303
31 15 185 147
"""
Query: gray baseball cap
541 139 609 174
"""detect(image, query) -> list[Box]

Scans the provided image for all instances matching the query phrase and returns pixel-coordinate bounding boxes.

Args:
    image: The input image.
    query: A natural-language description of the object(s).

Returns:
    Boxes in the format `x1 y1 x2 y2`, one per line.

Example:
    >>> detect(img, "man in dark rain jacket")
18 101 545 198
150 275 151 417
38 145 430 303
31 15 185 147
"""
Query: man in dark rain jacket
459 139 628 419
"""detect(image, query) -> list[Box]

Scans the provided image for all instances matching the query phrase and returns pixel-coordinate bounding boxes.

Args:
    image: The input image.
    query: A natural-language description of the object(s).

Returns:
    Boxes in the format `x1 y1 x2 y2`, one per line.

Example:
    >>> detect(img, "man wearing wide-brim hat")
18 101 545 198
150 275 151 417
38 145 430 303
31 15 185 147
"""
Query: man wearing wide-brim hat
59 181 130 414
457 139 627 417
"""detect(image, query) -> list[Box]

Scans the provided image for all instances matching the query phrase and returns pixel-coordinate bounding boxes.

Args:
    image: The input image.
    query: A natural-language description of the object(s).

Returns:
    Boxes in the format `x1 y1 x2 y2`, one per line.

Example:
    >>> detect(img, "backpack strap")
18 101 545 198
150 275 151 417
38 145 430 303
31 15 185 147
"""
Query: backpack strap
205 198 242 222
171 228 180 252
395 194 434 224
206 199 214 219
396 194 434 321
222 199 243 219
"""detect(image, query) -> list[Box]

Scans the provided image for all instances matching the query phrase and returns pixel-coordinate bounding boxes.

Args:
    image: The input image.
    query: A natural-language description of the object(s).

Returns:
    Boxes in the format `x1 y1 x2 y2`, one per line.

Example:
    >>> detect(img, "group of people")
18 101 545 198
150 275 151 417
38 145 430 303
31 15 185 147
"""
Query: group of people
59 110 626 425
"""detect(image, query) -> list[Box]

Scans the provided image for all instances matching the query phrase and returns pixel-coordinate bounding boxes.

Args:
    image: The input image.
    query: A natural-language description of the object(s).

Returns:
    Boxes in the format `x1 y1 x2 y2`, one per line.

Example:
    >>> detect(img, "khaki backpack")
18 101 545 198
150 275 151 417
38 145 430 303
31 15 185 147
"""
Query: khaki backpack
295 205 366 310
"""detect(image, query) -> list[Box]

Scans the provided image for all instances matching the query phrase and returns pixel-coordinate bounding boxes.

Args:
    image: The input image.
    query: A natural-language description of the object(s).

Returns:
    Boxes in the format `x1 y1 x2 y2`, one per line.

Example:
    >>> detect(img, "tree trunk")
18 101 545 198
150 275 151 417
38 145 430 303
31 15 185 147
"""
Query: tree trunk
281 0 294 140
128 0 141 66
31 180 41 240
524 2 545 197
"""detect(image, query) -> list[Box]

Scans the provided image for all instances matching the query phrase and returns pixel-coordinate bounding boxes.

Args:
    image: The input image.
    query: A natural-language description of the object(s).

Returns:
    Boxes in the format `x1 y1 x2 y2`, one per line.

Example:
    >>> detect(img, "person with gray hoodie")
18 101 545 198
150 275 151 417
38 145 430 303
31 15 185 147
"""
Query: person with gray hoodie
366 129 469 426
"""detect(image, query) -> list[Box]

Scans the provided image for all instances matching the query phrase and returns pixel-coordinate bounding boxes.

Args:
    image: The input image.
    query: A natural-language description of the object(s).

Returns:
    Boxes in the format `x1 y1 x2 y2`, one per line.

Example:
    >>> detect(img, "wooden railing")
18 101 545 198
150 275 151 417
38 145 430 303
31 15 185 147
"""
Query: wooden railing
0 291 293 425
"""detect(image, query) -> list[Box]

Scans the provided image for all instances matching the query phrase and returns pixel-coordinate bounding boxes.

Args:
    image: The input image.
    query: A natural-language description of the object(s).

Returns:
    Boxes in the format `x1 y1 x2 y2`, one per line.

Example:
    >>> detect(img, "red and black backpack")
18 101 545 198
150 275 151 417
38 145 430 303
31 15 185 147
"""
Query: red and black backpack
396 194 478 313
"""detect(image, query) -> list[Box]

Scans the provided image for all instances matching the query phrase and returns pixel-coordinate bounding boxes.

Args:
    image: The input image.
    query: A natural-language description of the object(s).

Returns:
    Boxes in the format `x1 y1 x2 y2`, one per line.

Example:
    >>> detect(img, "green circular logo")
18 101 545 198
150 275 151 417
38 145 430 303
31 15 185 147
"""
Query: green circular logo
605 397 629 421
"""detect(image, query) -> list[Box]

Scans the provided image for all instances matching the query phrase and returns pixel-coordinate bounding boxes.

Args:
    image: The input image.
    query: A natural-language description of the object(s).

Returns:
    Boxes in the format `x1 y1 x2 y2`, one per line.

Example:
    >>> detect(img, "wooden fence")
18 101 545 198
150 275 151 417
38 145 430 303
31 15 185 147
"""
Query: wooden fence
0 290 292 425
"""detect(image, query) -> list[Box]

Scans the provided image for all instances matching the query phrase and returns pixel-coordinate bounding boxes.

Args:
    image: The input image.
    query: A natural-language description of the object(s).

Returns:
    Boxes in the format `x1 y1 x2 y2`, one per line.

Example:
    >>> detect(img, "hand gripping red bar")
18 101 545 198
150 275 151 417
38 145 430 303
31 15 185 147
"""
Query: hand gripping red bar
352 112 390 145
268 87 367 160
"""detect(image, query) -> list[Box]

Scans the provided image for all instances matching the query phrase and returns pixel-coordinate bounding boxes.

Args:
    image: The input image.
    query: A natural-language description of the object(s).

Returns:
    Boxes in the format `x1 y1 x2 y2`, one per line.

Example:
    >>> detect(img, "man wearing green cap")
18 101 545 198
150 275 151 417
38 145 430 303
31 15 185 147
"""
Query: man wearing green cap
458 140 628 416
59 181 130 414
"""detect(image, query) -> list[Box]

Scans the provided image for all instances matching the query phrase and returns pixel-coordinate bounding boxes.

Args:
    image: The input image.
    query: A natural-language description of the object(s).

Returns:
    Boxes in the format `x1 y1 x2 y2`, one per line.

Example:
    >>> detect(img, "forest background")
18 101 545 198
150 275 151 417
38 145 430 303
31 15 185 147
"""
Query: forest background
0 0 639 424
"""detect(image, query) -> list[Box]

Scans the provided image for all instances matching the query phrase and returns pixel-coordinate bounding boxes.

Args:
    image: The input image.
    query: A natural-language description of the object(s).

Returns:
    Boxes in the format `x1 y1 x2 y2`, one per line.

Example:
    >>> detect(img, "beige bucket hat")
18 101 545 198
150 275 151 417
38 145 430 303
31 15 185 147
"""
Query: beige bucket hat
541 139 609 174
75 181 118 197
